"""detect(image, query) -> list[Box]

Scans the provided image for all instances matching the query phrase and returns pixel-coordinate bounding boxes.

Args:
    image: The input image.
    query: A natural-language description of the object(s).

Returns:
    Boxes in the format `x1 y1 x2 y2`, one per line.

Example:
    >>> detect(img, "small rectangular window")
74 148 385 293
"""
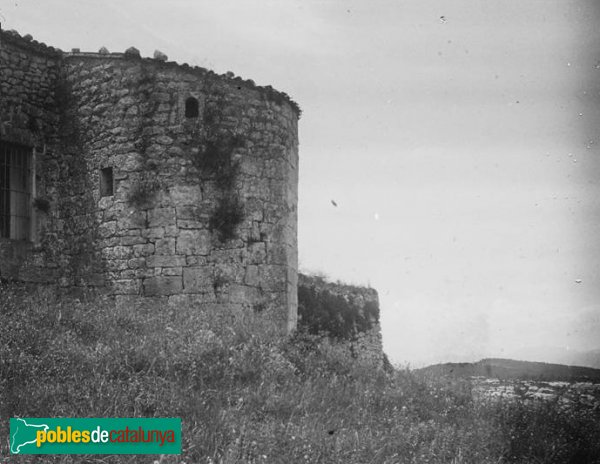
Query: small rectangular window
0 142 33 240
100 167 114 197
185 97 199 118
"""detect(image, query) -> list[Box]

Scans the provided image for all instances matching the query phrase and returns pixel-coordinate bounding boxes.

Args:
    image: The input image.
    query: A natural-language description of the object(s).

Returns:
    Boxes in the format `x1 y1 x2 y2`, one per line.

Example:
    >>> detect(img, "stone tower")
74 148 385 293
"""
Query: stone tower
0 27 299 332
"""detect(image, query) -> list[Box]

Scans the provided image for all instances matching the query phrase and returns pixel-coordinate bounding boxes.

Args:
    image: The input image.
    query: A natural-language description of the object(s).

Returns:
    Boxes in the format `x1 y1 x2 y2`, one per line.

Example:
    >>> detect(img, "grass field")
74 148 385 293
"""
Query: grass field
1 284 599 463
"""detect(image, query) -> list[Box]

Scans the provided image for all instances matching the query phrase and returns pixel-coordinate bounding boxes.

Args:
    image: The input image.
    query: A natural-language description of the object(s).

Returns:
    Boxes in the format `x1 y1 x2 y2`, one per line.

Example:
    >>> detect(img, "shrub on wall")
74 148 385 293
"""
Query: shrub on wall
297 284 379 341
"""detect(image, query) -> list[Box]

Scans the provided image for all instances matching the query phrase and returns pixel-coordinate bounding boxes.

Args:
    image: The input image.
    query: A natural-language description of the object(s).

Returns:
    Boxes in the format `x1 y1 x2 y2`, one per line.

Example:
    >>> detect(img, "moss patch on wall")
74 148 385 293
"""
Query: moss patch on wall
197 93 246 242
128 175 161 209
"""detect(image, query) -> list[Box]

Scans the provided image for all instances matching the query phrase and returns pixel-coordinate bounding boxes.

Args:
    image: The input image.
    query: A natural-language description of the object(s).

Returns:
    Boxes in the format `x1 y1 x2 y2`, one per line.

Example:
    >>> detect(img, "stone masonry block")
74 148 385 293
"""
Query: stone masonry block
146 255 186 268
176 205 202 220
227 284 260 303
176 229 210 256
148 207 176 228
102 245 133 260
246 242 266 264
170 185 201 204
244 265 259 286
112 279 140 295
177 218 206 229
141 227 165 239
155 237 176 255
98 221 117 238
162 267 182 276
128 258 145 269
259 264 286 292
132 243 155 257
266 242 287 264
117 210 147 229
144 276 183 296
183 266 214 293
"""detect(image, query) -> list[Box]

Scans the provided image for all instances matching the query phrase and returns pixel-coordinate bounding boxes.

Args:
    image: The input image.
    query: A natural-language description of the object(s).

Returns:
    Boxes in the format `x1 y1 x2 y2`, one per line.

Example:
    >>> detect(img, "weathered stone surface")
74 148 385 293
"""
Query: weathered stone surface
153 50 168 61
244 265 259 286
176 230 210 256
144 276 183 296
148 208 176 228
132 244 155 257
117 211 147 229
182 266 213 293
102 246 133 260
170 185 201 204
124 46 140 57
162 267 182 276
259 265 287 292
112 279 141 295
98 221 117 238
146 255 186 268
155 237 176 255
141 227 165 239
246 242 266 264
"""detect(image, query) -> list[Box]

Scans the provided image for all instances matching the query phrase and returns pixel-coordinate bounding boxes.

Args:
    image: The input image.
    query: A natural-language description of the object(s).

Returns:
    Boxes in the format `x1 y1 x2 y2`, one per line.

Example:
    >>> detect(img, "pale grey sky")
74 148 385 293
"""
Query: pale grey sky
3 0 599 366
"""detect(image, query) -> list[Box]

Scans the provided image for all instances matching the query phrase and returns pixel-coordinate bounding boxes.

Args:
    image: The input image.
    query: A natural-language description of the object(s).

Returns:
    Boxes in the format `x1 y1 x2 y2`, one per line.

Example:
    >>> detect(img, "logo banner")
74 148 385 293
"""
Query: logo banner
10 418 181 454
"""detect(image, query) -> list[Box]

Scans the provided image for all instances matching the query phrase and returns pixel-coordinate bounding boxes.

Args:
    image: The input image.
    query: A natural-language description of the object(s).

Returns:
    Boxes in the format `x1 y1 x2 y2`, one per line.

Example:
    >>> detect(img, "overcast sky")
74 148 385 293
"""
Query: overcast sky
2 0 599 366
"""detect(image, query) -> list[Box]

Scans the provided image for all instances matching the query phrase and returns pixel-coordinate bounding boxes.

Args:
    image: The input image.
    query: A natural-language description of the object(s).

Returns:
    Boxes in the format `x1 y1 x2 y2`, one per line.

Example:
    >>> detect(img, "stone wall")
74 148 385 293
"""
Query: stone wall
0 28 62 281
0 29 60 147
0 28 299 333
298 273 384 365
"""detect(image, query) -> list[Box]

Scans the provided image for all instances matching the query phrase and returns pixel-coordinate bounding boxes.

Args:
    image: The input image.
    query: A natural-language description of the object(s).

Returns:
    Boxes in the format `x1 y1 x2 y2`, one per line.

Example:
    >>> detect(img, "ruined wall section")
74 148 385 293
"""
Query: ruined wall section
62 52 298 331
0 29 63 282
298 274 384 365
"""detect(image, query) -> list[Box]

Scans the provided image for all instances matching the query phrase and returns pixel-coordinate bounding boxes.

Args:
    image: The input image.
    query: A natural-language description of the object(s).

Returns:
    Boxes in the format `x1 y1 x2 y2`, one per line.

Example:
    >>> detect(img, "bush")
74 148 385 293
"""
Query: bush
298 285 378 340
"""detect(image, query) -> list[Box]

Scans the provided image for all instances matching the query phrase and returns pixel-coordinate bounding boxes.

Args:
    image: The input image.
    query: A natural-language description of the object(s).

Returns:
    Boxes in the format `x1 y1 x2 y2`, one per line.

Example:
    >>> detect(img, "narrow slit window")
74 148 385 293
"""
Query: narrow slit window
185 97 199 118
0 142 32 240
100 167 114 197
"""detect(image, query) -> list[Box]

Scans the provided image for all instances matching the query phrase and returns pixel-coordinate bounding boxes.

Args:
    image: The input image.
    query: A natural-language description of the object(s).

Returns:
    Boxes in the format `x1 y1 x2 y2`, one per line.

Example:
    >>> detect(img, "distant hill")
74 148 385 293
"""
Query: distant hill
418 358 600 383
508 347 600 370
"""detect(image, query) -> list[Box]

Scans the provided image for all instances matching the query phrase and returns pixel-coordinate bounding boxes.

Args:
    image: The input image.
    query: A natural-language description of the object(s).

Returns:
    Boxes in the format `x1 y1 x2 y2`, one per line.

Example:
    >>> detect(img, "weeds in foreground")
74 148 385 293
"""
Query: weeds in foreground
1 284 599 463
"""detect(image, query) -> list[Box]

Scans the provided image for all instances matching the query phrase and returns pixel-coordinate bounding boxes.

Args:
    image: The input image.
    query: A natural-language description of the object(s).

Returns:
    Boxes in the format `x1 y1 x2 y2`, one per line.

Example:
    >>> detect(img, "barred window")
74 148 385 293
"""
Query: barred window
0 142 33 240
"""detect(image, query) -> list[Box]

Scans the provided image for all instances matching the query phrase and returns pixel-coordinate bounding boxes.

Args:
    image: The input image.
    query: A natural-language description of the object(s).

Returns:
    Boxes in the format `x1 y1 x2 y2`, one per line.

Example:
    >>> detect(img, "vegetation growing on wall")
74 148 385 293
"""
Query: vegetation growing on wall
297 284 379 341
197 93 246 242
208 196 245 242
127 65 162 209
195 133 244 191
127 175 161 209
32 197 51 214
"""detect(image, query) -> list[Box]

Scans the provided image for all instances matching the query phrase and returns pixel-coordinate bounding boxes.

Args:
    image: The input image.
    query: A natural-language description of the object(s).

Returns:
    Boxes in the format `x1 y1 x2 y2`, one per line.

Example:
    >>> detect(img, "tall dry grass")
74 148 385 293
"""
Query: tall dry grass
1 283 599 463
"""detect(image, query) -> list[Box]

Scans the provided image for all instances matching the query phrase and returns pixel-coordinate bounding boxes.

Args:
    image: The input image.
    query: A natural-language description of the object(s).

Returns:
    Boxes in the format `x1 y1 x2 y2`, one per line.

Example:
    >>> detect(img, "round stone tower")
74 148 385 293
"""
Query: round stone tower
58 48 299 332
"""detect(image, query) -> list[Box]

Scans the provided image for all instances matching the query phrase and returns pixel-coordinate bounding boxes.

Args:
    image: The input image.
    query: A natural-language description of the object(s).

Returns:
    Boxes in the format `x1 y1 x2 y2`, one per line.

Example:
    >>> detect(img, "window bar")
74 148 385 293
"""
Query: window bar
0 144 10 238
0 142 32 240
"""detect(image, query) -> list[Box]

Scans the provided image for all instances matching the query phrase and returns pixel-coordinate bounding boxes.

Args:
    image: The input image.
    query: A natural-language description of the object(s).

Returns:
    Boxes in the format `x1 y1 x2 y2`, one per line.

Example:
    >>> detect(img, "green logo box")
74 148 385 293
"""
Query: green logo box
10 418 181 454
